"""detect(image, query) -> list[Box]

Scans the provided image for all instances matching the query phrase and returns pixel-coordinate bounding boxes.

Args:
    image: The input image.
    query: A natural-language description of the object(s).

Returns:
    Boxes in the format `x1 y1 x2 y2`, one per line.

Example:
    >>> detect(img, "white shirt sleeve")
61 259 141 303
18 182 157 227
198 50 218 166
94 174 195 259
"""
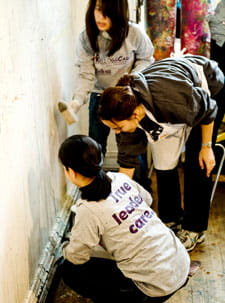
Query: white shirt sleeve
73 32 96 105
62 203 104 264
130 23 155 72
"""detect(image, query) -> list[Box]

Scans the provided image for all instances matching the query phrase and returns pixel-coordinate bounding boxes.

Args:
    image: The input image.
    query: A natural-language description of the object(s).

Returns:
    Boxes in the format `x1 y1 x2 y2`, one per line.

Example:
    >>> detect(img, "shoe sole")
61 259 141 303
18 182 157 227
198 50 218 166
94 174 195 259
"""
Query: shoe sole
165 223 181 234
186 234 205 252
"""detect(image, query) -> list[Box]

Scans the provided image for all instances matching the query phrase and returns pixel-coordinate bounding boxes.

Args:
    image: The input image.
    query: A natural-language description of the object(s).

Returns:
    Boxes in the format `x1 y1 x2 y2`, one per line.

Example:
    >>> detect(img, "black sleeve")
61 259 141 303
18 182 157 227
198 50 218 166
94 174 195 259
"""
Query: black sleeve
184 55 225 96
150 74 218 127
188 87 218 126
116 128 147 168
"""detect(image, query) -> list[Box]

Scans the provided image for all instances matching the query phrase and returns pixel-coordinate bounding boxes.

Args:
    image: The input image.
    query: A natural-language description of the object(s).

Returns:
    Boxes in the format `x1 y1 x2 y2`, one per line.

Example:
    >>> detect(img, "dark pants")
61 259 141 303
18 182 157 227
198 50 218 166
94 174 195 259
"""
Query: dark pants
156 84 225 232
60 258 179 303
89 92 151 192
89 92 110 156
210 39 225 76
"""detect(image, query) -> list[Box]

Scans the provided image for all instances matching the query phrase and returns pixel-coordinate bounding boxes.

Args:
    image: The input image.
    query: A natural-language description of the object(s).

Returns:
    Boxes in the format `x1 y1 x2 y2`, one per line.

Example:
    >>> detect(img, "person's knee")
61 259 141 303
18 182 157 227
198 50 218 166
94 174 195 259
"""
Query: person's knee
60 260 73 283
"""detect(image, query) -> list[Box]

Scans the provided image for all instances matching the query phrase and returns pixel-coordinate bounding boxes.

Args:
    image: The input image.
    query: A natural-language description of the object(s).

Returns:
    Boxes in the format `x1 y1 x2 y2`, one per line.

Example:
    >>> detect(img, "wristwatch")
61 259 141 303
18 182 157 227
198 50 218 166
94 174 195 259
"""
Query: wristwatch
201 142 212 148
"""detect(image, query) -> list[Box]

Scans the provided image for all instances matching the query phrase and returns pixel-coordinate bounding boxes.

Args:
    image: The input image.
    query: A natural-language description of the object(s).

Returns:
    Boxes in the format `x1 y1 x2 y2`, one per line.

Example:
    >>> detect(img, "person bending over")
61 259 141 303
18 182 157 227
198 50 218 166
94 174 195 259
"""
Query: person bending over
98 54 225 252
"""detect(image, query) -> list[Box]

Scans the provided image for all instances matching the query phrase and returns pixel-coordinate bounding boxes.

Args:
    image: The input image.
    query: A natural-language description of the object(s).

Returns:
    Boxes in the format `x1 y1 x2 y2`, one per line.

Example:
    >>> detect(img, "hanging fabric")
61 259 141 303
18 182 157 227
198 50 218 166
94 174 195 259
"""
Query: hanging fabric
145 0 177 60
145 0 211 60
181 0 210 57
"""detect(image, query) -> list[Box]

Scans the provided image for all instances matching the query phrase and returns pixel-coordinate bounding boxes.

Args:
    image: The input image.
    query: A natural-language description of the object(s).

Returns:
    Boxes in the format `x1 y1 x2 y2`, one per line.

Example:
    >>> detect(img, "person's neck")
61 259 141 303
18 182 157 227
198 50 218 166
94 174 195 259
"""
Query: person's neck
76 175 96 188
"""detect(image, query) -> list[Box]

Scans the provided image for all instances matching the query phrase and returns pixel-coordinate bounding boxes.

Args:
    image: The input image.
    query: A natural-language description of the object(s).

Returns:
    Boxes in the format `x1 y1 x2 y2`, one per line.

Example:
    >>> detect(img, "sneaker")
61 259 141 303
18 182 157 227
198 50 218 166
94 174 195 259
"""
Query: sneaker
58 101 78 124
177 229 205 252
165 221 181 233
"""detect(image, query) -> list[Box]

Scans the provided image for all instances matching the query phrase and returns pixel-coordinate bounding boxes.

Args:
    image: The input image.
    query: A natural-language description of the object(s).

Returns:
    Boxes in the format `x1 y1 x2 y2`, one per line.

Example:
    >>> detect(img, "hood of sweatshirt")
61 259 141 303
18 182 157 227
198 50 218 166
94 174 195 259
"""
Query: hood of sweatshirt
130 70 155 114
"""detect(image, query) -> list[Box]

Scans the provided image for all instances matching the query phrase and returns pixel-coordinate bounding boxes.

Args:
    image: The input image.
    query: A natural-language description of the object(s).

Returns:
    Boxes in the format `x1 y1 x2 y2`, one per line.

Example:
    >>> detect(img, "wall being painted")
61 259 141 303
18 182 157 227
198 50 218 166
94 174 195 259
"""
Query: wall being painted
0 1 137 303
0 1 88 303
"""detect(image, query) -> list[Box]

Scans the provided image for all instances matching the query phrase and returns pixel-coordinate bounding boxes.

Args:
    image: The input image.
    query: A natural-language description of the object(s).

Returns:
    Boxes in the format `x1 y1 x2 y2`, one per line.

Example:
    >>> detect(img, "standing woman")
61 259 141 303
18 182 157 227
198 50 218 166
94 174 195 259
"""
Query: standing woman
207 0 225 75
58 0 154 185
98 55 225 252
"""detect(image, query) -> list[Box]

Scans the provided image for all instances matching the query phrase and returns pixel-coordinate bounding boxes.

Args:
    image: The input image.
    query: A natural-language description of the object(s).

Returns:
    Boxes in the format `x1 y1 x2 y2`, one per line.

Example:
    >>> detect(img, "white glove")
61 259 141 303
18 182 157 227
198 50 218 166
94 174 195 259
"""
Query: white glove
57 99 82 125
70 99 82 113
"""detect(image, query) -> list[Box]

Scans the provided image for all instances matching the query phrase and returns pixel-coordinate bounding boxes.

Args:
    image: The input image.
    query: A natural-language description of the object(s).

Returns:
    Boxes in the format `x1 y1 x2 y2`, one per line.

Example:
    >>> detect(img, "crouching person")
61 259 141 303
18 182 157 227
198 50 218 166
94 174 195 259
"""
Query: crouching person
58 135 190 303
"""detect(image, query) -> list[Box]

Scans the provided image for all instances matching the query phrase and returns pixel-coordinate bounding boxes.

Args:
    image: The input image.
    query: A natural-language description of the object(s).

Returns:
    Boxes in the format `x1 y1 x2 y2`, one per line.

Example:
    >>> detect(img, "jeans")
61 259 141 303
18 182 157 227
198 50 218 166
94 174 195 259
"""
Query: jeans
89 92 110 156
210 39 225 75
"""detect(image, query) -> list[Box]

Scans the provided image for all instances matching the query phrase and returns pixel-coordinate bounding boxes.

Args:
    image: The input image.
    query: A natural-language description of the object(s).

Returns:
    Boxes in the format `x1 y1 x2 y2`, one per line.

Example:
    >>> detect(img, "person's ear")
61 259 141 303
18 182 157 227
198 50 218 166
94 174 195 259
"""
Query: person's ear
131 105 144 121
64 166 77 183
131 108 139 119
68 168 77 181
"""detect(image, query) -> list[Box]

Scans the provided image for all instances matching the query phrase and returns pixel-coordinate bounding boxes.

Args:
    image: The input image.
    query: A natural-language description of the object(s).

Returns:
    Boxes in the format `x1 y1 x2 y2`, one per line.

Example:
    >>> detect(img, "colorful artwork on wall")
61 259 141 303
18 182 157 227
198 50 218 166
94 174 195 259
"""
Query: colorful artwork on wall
181 0 210 57
145 0 211 60
145 0 177 60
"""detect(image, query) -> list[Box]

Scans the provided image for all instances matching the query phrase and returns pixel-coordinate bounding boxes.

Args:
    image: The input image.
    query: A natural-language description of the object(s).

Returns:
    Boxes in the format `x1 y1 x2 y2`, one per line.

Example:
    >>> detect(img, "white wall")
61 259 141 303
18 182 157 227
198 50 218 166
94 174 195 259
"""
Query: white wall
0 1 87 303
0 1 138 302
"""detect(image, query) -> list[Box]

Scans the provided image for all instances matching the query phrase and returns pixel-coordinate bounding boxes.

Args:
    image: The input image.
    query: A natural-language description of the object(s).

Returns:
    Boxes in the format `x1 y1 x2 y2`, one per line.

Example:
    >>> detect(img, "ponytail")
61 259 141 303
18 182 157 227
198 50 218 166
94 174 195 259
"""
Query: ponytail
116 74 135 87
98 74 140 121
58 135 112 201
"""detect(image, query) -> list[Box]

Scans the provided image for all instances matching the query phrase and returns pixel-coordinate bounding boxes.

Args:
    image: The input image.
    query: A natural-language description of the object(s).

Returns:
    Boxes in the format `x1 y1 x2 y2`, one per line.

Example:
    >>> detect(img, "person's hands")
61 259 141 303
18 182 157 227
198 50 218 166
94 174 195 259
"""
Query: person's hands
199 146 216 177
70 99 82 113
57 99 82 125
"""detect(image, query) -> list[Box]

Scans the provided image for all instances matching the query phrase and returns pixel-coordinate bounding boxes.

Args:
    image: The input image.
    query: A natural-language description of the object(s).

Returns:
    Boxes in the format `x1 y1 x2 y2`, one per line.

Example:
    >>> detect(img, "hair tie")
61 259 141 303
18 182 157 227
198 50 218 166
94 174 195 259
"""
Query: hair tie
98 153 103 167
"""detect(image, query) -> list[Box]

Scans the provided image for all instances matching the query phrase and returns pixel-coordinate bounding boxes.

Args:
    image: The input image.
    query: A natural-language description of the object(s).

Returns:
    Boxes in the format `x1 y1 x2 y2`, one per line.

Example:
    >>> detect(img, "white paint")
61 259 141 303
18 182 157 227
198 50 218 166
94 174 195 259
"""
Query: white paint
0 1 139 302
0 1 87 302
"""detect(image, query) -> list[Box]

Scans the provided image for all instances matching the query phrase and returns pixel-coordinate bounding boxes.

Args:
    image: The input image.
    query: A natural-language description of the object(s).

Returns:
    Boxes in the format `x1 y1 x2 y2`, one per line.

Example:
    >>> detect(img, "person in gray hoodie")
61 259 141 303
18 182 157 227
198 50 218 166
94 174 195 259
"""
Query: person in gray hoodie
207 0 225 74
58 0 154 191
58 134 190 303
98 55 225 252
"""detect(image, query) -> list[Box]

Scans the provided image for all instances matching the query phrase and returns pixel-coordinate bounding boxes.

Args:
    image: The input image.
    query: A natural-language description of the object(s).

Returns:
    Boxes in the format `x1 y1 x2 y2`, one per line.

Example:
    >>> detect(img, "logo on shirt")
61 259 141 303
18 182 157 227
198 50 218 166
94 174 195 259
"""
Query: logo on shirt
95 54 130 65
110 181 154 234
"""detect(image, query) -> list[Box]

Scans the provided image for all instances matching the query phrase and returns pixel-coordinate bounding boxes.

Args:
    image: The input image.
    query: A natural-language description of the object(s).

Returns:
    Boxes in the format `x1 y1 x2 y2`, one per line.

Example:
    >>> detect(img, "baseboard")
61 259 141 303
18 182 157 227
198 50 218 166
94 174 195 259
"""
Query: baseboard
24 185 80 303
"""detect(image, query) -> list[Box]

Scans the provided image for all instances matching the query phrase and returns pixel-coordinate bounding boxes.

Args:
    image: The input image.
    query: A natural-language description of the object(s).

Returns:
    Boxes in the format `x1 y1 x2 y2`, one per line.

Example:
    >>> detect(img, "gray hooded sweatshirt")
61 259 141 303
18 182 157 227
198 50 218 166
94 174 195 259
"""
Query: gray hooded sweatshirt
207 0 225 47
73 22 154 105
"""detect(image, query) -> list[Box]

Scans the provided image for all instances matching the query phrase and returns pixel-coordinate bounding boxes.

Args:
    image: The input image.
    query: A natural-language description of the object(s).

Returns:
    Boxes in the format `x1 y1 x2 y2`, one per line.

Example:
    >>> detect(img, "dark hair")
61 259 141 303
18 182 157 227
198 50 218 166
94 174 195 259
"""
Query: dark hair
86 0 129 56
98 74 140 121
58 135 111 201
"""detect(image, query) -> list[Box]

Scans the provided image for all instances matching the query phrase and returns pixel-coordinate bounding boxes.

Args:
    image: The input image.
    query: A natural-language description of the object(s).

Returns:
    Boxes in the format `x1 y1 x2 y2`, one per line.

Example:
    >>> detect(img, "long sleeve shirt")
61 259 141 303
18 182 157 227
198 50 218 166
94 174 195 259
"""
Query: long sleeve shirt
73 22 154 105
62 172 190 297
116 55 224 168
207 0 225 47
